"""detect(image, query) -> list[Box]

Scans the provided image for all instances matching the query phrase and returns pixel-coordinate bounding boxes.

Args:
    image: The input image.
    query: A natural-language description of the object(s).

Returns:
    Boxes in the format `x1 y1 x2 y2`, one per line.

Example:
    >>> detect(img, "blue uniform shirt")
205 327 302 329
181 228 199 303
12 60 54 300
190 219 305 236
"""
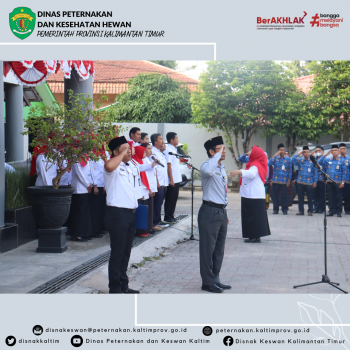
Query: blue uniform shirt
238 154 249 164
268 155 292 184
319 156 346 183
314 155 326 182
291 155 315 185
339 155 350 183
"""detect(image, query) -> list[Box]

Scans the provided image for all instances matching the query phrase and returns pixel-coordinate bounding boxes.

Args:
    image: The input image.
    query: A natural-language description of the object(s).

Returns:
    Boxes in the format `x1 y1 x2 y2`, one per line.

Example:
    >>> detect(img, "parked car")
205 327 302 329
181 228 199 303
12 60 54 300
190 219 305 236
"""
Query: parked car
164 142 192 187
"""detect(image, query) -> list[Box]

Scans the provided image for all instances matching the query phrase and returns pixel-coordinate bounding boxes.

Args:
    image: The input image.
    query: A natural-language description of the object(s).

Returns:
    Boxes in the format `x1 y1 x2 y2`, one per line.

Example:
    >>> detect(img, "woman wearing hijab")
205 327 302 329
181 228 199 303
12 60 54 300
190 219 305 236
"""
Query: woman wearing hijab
230 145 271 243
132 145 154 238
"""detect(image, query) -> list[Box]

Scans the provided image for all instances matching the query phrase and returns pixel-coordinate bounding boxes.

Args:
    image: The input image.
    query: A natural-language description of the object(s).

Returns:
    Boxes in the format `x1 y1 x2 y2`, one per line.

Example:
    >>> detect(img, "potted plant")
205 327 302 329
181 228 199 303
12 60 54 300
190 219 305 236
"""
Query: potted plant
2 165 36 253
22 90 119 253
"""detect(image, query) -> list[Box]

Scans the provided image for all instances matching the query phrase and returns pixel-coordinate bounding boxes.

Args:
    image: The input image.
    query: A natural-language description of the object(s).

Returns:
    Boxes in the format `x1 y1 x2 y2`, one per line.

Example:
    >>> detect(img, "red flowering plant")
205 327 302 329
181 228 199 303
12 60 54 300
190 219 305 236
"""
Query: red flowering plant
23 89 124 189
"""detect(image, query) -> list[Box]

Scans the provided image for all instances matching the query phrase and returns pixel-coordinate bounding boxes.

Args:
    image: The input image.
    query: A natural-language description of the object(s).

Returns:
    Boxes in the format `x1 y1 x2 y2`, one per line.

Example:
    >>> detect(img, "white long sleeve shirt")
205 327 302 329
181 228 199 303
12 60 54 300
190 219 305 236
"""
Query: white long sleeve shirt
90 159 105 187
165 144 182 184
145 157 158 193
35 154 57 186
152 146 168 186
239 166 265 199
71 162 92 194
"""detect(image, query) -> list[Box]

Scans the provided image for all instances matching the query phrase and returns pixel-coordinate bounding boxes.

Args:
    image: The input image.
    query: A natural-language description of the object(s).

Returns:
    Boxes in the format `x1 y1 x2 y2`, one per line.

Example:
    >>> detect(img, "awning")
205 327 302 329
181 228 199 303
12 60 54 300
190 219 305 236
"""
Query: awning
3 60 94 86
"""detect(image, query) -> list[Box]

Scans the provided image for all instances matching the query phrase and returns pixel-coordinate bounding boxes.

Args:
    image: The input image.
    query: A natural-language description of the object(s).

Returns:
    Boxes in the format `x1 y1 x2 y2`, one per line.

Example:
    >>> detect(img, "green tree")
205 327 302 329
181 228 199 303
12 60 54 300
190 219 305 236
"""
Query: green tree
308 60 350 141
23 90 120 189
282 60 309 79
149 60 178 70
108 73 193 123
191 60 296 167
267 89 324 153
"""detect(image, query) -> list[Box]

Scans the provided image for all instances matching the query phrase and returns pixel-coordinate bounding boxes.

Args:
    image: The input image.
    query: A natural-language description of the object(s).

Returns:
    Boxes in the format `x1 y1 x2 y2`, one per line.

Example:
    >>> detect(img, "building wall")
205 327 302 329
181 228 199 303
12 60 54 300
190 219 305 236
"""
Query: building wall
52 92 117 110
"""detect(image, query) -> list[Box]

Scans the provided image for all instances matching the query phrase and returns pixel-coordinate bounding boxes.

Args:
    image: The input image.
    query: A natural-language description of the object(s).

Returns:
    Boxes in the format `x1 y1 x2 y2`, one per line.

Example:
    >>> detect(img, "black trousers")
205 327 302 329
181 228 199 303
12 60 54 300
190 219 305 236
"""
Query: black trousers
89 187 106 234
342 183 350 213
198 203 227 286
164 183 180 220
104 206 135 293
272 183 288 213
313 181 325 212
153 186 165 226
297 184 314 213
328 182 342 215
70 193 92 239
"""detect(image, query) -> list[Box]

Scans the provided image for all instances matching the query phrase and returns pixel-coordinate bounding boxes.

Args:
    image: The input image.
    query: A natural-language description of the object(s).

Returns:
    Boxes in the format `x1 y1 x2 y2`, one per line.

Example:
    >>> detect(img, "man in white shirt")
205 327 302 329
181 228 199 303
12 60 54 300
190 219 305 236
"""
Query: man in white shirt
151 133 168 228
164 132 182 223
140 132 150 144
104 136 139 294
128 127 141 146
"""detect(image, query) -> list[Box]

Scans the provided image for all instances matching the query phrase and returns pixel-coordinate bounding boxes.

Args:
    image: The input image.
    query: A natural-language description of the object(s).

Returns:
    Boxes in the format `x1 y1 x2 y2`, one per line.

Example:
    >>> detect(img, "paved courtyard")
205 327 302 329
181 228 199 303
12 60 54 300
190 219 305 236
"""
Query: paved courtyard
126 191 350 294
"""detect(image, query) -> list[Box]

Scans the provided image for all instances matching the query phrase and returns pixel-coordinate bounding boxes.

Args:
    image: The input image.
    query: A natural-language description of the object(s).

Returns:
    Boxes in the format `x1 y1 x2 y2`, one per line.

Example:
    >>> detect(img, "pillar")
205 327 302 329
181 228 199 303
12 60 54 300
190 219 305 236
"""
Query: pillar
0 62 5 227
64 68 93 115
5 83 24 162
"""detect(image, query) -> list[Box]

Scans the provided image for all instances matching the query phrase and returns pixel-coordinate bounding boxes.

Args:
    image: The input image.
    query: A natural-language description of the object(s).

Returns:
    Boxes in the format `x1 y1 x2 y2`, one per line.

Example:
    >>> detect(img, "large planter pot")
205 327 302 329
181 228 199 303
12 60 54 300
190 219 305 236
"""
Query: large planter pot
26 186 75 229
26 186 75 253
5 206 37 247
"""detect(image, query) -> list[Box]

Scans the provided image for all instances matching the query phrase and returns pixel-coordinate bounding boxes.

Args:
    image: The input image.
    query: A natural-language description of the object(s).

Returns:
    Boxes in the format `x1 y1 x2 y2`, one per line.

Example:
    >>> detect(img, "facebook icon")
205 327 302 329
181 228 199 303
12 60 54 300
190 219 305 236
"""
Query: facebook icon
223 336 233 346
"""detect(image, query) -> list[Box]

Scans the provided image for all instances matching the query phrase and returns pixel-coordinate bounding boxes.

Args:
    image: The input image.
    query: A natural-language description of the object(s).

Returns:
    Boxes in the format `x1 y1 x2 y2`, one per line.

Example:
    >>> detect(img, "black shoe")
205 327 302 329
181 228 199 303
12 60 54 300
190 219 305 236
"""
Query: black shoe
91 233 103 238
337 214 342 217
244 238 261 243
163 218 177 224
201 284 223 293
283 212 288 215
109 290 123 294
71 237 88 242
122 288 140 294
273 211 278 214
327 213 334 217
313 210 319 213
215 282 232 290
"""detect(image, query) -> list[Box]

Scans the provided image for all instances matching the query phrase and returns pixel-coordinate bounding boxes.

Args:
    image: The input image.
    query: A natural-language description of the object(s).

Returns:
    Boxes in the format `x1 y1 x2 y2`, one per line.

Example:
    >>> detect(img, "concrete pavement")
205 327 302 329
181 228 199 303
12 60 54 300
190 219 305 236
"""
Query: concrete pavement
61 191 350 294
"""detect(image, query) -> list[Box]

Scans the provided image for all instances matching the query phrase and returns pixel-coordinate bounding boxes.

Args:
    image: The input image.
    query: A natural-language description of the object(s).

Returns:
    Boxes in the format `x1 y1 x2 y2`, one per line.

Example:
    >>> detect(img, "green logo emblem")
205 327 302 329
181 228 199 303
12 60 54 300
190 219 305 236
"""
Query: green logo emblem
9 7 36 40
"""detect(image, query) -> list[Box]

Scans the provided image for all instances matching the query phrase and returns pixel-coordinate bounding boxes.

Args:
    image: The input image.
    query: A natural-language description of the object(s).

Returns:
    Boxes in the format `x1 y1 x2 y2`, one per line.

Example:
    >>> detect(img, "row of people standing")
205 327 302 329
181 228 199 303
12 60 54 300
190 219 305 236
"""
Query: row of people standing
265 143 350 217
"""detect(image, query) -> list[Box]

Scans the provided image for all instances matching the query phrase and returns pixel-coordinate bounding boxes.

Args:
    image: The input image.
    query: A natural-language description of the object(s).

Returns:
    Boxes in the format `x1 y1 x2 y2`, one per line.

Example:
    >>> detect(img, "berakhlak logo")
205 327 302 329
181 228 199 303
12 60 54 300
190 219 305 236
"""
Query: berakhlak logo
310 13 320 27
33 325 43 336
223 336 233 346
5 336 16 347
202 326 213 336
9 7 36 40
71 335 83 347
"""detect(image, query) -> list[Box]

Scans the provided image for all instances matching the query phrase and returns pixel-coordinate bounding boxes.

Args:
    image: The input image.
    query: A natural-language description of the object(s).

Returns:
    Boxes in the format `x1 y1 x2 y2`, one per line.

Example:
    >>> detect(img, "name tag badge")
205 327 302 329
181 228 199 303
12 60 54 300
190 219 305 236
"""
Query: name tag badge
308 168 311 173
215 172 221 176
282 165 285 170
336 165 340 170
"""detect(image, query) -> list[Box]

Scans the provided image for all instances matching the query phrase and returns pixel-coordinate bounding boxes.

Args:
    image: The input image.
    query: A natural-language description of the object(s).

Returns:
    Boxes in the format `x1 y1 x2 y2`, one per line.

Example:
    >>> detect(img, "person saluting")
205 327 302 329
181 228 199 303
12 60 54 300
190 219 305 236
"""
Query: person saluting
199 136 231 293
103 136 139 294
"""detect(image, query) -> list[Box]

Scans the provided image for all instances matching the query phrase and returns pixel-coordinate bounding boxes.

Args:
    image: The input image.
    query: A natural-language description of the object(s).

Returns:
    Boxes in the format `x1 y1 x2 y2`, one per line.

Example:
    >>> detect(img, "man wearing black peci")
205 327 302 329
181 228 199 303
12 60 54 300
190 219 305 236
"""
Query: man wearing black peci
198 136 231 293
103 136 139 294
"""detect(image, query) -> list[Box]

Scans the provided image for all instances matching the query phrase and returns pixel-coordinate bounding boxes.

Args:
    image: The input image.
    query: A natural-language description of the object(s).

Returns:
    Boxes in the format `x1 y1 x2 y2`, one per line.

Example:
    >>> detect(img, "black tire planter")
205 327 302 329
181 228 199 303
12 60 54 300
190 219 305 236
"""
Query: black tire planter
26 186 75 229
26 186 75 253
